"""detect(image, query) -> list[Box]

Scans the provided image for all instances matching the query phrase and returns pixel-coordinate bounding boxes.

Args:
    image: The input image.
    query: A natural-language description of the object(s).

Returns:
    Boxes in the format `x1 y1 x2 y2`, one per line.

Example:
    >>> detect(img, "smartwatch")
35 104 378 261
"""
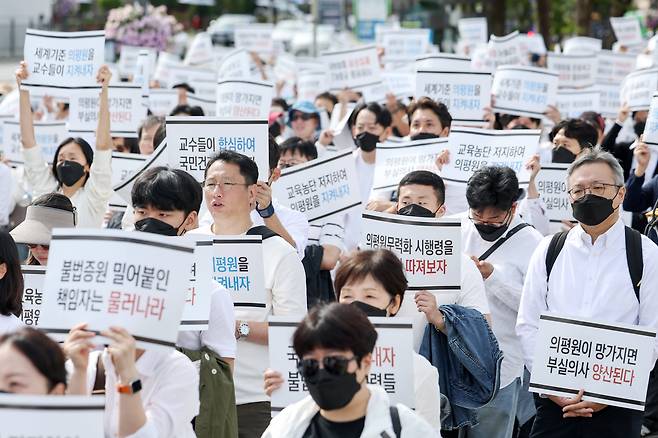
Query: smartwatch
257 202 275 218
117 378 142 395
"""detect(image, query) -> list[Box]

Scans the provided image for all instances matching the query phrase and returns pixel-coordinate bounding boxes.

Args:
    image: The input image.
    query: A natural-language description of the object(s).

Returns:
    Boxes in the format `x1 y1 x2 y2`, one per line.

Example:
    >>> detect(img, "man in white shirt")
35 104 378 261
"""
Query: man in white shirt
463 166 543 438
517 148 658 438
191 150 307 438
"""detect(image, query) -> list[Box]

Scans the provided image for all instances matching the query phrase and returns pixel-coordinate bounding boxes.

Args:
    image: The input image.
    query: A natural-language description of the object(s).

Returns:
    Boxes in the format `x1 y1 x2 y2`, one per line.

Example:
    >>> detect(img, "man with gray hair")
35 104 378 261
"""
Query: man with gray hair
516 147 658 437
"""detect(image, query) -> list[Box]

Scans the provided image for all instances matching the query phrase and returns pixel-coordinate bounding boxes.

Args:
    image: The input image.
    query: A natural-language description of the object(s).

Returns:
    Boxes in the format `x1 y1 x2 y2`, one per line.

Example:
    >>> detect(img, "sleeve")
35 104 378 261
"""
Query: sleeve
413 355 441 431
319 216 346 252
397 403 439 437
22 145 58 197
84 148 114 212
516 237 551 372
600 122 622 153
623 173 654 213
201 283 237 358
271 249 308 316
517 197 550 236
283 208 310 258
457 255 490 315
638 239 658 366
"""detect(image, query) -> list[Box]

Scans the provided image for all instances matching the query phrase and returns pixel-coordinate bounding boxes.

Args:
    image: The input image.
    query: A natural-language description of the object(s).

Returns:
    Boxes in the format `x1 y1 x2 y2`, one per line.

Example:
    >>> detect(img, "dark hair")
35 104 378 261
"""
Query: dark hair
398 170 446 205
153 123 166 151
315 92 338 106
348 102 392 130
407 97 452 130
169 104 194 116
269 135 281 172
549 118 598 149
466 166 519 211
190 106 204 116
26 193 75 266
123 137 140 154
498 114 541 130
132 166 202 215
334 250 407 305
279 136 318 161
50 137 94 185
204 150 258 184
0 327 67 390
293 303 378 364
0 232 23 317
271 97 289 112
579 111 605 134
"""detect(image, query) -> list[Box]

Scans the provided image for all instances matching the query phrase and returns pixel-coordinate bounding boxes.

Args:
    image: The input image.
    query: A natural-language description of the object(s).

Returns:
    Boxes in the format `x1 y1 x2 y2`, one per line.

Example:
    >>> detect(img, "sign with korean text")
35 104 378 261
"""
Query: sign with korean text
458 17 488 47
360 211 461 291
114 140 169 204
187 93 217 117
164 64 216 92
2 120 68 165
39 229 195 350
535 164 574 223
547 53 597 89
443 127 540 185
610 16 644 47
322 45 382 90
109 152 148 211
621 68 658 111
415 54 471 72
372 137 447 193
182 239 213 330
217 48 252 80
184 32 214 66
216 79 273 119
268 316 415 414
488 31 528 67
234 24 275 56
148 89 179 116
598 83 622 118
297 70 330 102
380 29 430 63
382 71 415 98
491 65 559 118
644 92 658 146
211 236 266 308
0 394 104 437
20 265 45 327
22 29 105 94
273 149 362 223
118 45 157 79
530 313 656 411
596 50 637 84
556 88 601 119
166 117 269 183
563 37 603 54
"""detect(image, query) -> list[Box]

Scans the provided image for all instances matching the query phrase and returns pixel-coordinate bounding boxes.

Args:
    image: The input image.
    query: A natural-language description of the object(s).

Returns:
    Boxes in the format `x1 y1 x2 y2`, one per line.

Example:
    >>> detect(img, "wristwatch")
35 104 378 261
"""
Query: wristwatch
117 378 142 395
257 202 275 218
236 321 250 340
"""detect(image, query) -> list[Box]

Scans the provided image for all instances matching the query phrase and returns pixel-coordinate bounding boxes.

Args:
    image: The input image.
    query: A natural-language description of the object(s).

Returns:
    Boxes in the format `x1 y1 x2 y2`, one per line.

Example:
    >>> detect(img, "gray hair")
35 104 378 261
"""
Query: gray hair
567 146 624 186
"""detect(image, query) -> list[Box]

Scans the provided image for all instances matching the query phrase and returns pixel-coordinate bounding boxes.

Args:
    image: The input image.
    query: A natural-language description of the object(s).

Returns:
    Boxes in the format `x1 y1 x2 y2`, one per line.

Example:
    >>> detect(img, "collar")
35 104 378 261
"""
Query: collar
573 217 625 249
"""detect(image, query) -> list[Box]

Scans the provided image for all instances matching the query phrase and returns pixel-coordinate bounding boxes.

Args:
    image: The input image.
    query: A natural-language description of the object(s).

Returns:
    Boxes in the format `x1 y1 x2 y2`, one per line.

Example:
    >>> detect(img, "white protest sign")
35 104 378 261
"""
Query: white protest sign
182 239 213 331
134 50 153 91
268 316 416 415
372 137 447 193
118 45 157 79
22 29 105 95
108 152 148 211
563 37 603 54
415 53 472 71
184 32 214 66
535 164 574 223
39 229 195 350
597 50 637 84
458 17 488 46
187 93 217 117
164 64 216 91
491 65 559 118
380 29 431 63
443 127 540 185
20 265 45 327
69 84 146 137
547 53 598 89
611 16 644 47
114 140 169 204
360 211 462 291
166 117 269 183
217 48 252 80
488 31 528 67
216 79 273 119
621 68 658 111
556 87 601 119
598 83 622 118
530 313 656 411
2 120 68 165
644 92 658 146
272 149 362 223
148 88 179 116
355 80 390 103
234 24 274 56
297 70 330 102
322 45 382 91
382 71 415 98
415 69 492 125
153 52 181 85
211 236 266 308
0 395 104 438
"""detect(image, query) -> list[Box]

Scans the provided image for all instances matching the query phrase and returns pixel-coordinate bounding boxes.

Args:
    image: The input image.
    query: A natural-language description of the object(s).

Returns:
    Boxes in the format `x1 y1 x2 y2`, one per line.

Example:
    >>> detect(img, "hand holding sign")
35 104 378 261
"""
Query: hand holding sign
63 323 96 371
560 390 607 418
634 139 651 177
97 64 112 87
102 326 139 382
15 61 28 88
264 368 284 397
414 291 444 331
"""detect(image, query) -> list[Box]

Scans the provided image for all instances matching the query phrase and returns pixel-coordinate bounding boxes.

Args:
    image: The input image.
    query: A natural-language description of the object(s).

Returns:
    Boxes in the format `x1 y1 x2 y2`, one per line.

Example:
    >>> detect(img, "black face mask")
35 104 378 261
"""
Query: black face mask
572 194 617 226
634 121 646 138
350 300 388 317
56 161 86 186
354 131 379 152
134 217 185 236
410 132 440 141
552 147 577 164
397 203 437 218
305 368 362 410
474 222 509 242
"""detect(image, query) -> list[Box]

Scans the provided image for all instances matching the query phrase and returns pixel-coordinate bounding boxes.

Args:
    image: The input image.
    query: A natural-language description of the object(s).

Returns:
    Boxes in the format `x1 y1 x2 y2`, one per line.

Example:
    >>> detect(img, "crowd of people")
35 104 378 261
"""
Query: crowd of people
1 19 658 438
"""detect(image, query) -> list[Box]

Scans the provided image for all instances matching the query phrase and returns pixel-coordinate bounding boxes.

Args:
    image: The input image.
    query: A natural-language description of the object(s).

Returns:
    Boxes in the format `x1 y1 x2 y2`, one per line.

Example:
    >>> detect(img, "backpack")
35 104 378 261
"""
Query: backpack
380 406 402 438
545 226 643 300
246 225 278 240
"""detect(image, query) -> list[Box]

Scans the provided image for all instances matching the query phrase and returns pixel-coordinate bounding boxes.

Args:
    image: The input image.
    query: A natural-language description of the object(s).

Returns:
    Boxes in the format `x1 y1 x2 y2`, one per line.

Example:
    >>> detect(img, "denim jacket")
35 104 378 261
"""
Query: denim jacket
419 304 503 430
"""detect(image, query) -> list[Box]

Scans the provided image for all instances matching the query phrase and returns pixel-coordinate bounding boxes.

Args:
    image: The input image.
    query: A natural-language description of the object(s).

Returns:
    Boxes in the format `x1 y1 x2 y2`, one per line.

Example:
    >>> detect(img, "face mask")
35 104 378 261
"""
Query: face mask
474 222 509 242
354 131 379 152
552 147 577 164
306 368 362 410
134 217 185 236
350 300 388 317
410 132 440 141
572 194 616 226
634 121 646 138
56 161 86 186
397 203 436 218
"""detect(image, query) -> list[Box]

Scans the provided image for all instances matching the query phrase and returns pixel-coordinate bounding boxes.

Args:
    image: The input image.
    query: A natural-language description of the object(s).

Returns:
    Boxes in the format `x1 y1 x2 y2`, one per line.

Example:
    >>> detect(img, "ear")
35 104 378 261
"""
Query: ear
510 201 518 218
616 185 626 206
269 167 281 184
247 184 258 206
440 126 451 138
358 353 372 380
0 263 6 280
435 204 447 218
389 294 402 316
380 126 392 141
49 382 66 395
182 211 198 233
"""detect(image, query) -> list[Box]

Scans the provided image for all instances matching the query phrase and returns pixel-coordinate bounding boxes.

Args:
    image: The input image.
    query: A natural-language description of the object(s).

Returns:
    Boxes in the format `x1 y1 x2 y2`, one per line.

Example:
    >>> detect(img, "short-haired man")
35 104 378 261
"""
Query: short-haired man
407 97 452 140
192 150 307 438
517 148 658 438
549 118 599 164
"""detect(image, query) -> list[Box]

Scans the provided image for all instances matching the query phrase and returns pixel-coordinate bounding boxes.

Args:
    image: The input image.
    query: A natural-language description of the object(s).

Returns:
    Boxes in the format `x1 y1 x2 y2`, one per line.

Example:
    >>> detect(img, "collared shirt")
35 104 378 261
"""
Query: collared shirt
344 150 375 251
0 314 22 336
517 218 658 372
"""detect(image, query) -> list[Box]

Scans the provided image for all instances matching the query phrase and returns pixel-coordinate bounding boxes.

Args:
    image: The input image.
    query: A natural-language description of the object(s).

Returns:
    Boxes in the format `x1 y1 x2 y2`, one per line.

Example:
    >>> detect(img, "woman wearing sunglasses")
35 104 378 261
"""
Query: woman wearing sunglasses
0 232 24 335
262 302 437 438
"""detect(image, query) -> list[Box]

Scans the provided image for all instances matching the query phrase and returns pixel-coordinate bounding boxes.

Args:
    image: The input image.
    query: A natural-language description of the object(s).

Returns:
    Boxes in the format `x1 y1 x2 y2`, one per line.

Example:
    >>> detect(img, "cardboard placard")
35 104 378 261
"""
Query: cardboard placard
621 68 658 111
556 87 601 119
491 65 559 118
181 238 213 331
547 53 598 89
322 45 382 91
2 120 68 165
535 164 575 223
211 236 266 308
20 265 46 327
216 79 273 120
610 16 644 47
108 152 148 211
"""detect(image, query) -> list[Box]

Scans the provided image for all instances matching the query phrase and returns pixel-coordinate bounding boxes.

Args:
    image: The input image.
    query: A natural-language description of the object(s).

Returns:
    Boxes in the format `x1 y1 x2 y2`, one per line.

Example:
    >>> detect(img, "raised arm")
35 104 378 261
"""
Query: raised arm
15 61 36 149
95 65 112 151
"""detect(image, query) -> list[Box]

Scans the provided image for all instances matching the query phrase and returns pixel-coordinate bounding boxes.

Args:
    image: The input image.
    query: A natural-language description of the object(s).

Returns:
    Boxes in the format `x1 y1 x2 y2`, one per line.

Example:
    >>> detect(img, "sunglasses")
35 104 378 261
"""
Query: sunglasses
297 355 357 381
291 113 313 122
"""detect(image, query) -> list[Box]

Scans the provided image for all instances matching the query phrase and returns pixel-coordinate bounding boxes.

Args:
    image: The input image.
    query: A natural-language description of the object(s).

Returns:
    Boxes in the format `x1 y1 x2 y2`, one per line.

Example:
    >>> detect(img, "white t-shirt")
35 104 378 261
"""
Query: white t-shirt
344 150 375 251
0 314 23 335
413 352 441 432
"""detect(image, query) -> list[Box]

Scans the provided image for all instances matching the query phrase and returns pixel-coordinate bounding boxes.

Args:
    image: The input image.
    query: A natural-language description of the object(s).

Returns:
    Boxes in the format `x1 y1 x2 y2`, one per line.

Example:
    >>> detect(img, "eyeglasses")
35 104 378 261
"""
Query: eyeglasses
297 355 357 382
567 183 621 201
468 209 511 227
291 113 313 122
203 181 249 192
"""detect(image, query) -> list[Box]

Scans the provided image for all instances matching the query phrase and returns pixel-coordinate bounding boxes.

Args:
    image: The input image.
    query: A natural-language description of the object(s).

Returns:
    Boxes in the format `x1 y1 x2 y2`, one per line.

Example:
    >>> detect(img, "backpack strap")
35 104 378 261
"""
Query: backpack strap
388 405 402 438
478 223 532 261
545 230 569 280
624 226 643 301
246 225 278 240
92 352 106 395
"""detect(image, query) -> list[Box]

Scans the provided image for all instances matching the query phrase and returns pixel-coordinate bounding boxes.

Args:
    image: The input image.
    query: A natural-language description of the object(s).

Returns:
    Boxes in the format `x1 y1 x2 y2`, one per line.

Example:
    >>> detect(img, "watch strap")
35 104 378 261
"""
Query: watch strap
257 202 275 218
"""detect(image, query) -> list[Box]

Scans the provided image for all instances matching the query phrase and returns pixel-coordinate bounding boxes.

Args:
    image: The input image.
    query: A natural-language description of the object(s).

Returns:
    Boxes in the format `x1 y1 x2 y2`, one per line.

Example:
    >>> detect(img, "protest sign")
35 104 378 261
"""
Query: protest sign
166 117 269 182
529 313 656 410
488 31 528 67
272 149 362 222
118 45 157 79
322 45 381 90
148 88 179 116
458 17 488 47
372 137 447 193
443 127 540 185
535 164 575 223
211 236 266 308
22 29 105 94
134 50 153 93
297 70 330 102
380 29 431 63
108 151 148 211
216 79 273 119
114 140 169 204
610 16 644 47
69 84 147 137
152 52 181 85
234 24 275 56
598 83 622 118
621 68 658 111
20 265 45 327
184 32 214 66
644 92 658 146
164 64 216 92
596 50 637 84
268 316 415 414
415 53 471 71
415 69 492 125
38 229 195 349
217 48 252 80
563 36 603 54
360 211 462 291
491 65 559 118
382 71 415 98
556 87 601 119
355 80 390 103
0 394 104 437
2 120 68 165
187 93 217 117
547 53 598 89
182 238 213 330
